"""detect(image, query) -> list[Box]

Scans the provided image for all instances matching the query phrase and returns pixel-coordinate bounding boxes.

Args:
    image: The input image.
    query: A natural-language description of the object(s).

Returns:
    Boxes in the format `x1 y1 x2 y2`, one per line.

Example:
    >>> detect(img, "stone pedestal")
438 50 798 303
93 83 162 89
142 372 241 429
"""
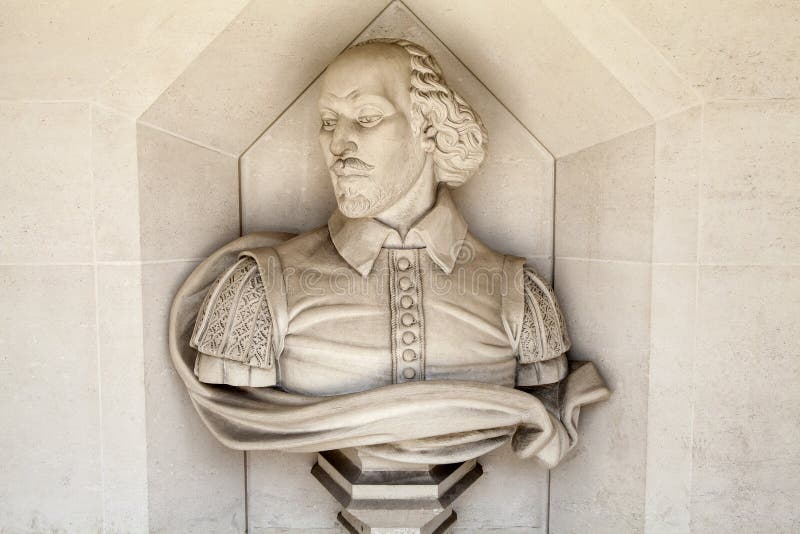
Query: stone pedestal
312 448 483 533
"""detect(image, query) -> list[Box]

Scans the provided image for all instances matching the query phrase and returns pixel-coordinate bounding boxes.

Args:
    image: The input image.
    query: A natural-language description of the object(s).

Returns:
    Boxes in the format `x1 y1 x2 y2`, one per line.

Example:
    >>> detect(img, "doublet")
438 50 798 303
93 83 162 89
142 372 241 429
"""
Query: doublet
191 188 570 396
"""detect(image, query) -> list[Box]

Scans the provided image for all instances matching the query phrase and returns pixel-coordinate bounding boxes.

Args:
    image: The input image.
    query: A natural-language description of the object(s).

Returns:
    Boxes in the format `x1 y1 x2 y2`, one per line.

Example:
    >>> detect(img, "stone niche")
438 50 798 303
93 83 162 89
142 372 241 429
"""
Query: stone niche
136 0 681 531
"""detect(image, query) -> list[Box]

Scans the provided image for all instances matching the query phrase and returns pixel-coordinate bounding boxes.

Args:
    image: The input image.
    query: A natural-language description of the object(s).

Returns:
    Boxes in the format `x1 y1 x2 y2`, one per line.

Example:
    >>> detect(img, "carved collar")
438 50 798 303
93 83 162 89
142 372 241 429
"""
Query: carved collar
328 186 468 277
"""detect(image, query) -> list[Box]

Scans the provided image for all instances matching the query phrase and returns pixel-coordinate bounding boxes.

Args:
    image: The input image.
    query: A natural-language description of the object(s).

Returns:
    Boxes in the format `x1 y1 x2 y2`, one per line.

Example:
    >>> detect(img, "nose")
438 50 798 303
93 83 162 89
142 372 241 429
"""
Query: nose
330 120 358 157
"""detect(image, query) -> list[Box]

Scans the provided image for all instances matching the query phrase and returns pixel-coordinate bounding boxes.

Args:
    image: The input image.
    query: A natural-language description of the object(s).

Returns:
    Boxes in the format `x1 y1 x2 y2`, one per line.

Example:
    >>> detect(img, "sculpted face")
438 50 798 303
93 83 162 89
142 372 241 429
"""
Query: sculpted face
319 43 429 219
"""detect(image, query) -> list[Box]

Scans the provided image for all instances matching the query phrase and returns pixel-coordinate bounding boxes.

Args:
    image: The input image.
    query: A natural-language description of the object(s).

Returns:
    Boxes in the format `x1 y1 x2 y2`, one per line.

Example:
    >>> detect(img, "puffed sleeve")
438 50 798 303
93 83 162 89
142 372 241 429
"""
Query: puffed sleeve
516 266 571 386
190 256 277 387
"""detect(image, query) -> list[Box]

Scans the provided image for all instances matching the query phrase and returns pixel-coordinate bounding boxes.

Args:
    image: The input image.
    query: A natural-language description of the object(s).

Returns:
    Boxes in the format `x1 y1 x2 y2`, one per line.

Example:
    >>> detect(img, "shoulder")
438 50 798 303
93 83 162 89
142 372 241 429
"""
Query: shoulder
275 225 331 252
274 225 336 264
190 256 274 369
518 265 571 363
461 232 506 268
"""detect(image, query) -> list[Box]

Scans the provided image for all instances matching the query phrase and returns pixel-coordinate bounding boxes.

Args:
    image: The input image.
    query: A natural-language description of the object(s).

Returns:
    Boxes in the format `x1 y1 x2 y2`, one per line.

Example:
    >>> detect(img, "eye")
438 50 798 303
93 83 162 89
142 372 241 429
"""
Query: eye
320 115 337 131
357 114 383 127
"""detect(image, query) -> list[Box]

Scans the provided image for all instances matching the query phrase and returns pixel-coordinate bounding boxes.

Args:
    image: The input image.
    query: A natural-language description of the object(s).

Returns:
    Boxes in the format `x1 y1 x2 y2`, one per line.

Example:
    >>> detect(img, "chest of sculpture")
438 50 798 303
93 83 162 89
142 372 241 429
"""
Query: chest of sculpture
190 188 569 395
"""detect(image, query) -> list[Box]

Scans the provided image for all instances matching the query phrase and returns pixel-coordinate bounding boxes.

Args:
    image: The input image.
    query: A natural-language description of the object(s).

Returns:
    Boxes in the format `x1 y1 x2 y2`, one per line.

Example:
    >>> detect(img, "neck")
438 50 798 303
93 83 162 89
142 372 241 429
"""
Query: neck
375 158 437 238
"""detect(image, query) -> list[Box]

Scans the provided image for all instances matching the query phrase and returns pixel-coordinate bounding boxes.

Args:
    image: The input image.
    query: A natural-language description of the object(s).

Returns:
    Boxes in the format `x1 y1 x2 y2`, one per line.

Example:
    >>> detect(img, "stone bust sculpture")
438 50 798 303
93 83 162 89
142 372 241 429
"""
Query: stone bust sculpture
170 38 609 530
169 38 607 476
189 39 569 395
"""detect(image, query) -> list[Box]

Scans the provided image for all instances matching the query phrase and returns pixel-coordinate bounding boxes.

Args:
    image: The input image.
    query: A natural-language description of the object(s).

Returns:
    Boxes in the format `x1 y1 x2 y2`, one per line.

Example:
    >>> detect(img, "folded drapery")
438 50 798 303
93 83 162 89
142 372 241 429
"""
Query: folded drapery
168 233 609 468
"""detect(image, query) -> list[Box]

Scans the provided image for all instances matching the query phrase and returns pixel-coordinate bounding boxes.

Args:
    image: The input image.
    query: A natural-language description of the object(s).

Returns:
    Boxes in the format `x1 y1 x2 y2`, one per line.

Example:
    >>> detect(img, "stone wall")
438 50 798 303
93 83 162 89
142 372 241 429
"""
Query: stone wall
1 1 798 532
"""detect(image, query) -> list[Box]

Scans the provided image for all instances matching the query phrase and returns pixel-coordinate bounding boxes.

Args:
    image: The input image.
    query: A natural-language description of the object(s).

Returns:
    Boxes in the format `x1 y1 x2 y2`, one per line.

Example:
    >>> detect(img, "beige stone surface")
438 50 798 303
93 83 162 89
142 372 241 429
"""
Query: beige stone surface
141 261 246 533
0 265 100 532
240 86 337 235
700 100 800 265
137 124 239 261
613 0 800 100
455 447 547 530
644 264 695 534
140 0 389 155
404 0 652 157
554 258 652 362
92 106 141 261
0 0 192 100
0 102 93 263
242 2 554 267
653 106 702 263
3 1 799 531
454 529 541 534
94 0 250 118
550 258 651 533
96 265 149 532
555 126 655 262
692 265 800 532
247 451 339 530
542 0 699 119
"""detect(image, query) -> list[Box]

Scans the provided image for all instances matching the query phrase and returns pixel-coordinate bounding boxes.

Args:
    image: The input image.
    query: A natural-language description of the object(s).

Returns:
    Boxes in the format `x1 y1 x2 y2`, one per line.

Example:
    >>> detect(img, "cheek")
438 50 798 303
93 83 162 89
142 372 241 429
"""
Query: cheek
318 131 332 159
362 119 419 162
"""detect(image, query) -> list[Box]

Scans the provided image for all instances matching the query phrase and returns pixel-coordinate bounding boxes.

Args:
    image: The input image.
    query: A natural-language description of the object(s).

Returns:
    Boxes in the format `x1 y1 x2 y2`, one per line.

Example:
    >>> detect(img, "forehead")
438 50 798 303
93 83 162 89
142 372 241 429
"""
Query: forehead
319 44 410 107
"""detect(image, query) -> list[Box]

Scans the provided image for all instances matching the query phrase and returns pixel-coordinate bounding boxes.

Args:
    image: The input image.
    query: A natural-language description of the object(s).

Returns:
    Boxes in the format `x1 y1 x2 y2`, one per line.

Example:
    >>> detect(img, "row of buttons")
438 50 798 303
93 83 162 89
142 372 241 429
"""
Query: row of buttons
392 251 422 381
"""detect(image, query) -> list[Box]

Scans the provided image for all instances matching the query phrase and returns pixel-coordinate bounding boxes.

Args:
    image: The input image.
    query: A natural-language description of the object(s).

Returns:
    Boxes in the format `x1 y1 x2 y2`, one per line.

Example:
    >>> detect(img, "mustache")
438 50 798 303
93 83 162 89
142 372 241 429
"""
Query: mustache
330 157 374 174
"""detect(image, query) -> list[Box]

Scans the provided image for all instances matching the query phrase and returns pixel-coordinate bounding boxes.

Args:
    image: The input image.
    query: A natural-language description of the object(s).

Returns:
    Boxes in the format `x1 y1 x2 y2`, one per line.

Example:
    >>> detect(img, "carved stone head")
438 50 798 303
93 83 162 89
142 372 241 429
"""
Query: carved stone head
318 39 488 219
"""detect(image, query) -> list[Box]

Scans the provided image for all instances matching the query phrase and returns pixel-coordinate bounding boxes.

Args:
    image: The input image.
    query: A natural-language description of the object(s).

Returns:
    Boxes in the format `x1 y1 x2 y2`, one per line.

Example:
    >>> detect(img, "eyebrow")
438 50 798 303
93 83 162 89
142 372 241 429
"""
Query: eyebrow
318 93 397 113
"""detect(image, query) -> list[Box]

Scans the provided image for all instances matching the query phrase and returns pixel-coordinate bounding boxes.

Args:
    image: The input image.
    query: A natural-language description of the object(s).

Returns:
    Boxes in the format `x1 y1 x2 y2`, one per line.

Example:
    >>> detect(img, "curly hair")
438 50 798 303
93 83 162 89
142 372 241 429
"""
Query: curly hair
351 38 488 187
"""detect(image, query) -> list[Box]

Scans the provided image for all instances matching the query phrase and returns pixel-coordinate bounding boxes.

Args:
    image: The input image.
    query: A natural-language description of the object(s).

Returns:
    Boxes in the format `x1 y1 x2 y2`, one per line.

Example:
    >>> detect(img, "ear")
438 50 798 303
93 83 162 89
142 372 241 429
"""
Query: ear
410 104 436 152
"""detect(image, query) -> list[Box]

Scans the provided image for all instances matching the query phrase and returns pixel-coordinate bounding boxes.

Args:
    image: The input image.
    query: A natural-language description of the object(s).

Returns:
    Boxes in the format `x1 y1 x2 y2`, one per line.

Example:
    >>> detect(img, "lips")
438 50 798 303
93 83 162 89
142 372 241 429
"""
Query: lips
331 157 374 176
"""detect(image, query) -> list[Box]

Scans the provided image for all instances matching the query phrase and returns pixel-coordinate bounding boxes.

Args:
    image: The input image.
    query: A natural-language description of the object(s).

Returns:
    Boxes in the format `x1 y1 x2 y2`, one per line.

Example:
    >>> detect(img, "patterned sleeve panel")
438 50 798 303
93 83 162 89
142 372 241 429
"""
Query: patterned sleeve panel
190 257 275 375
518 266 571 364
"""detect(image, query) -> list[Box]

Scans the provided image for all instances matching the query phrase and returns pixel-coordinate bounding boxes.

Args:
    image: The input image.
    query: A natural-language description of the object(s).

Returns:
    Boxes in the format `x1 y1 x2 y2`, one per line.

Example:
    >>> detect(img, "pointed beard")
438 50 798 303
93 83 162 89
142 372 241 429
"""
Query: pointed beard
334 176 388 218
339 194 372 217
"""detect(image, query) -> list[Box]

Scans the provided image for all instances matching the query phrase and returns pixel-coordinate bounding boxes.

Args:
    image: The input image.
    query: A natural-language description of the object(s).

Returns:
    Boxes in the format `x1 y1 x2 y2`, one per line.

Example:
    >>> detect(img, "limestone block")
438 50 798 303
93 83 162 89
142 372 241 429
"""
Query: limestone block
541 0 699 119
549 258 651 534
653 106 701 263
0 0 183 99
613 0 800 100
94 0 250 118
644 264 695 533
137 124 239 261
700 100 800 264
251 530 339 534
141 261 246 533
454 447 547 531
555 126 655 262
239 85 338 236
453 529 539 534
92 106 141 261
692 265 800 532
96 265 149 533
404 0 652 157
0 102 93 263
0 266 100 532
554 257 652 375
140 0 388 155
247 451 340 531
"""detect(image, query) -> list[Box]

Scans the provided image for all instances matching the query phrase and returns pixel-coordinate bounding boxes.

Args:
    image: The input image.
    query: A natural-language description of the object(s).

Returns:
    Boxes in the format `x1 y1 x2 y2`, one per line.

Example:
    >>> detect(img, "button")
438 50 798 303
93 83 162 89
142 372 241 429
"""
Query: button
400 295 414 309
399 277 413 290
402 349 417 361
397 257 411 271
402 367 416 379
402 331 416 344
401 313 416 326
